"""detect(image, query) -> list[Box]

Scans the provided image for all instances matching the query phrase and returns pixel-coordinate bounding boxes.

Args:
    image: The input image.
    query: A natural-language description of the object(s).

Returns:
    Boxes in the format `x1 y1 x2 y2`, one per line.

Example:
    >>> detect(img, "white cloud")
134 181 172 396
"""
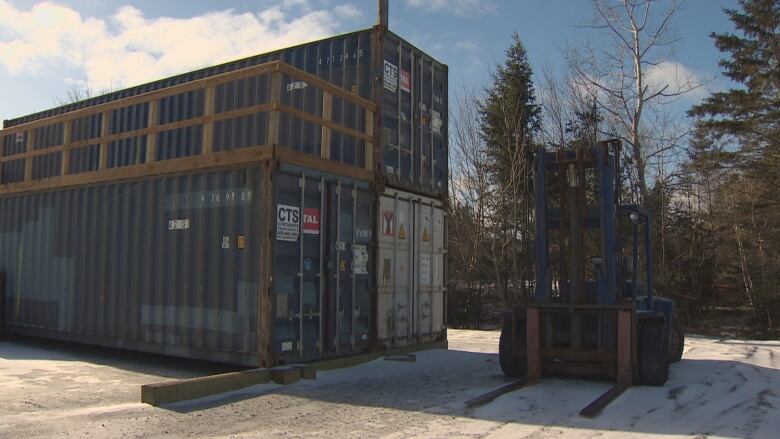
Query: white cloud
405 0 496 16
455 40 478 51
645 61 707 102
0 1 363 90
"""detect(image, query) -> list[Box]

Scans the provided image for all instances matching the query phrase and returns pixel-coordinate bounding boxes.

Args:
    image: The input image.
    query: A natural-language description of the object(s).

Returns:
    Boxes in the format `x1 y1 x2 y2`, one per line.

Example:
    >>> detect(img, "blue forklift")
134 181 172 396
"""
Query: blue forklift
467 140 685 416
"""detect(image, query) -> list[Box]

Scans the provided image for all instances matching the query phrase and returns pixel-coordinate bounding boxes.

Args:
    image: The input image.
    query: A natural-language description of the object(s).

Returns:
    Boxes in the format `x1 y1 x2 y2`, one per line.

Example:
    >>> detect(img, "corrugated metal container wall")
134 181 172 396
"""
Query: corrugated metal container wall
377 188 445 347
0 167 262 365
381 32 448 199
4 28 448 200
272 164 374 363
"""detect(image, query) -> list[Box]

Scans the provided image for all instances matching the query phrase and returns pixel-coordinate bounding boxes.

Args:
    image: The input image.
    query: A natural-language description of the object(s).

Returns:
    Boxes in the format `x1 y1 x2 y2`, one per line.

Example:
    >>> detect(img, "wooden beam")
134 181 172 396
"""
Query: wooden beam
61 120 71 176
320 91 332 159
0 144 273 196
274 145 373 182
146 99 158 163
0 57 381 195
23 129 35 181
278 104 374 143
540 348 618 363
267 72 281 146
278 62 376 111
258 158 276 367
202 86 215 154
0 103 274 163
98 112 110 170
365 109 374 171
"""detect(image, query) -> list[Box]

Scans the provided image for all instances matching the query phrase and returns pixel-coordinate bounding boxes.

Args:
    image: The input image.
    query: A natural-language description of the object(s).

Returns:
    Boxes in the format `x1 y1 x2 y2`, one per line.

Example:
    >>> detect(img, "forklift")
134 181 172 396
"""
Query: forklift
468 140 685 416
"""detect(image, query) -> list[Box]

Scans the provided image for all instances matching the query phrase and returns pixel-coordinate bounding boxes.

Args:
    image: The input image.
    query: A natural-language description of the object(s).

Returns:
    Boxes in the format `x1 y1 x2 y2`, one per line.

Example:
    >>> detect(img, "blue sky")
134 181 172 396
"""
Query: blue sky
0 0 739 128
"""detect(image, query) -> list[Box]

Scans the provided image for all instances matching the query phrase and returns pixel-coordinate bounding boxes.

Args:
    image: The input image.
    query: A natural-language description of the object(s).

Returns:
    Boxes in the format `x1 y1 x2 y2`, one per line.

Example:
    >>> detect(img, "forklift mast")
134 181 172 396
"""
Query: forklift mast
497 139 683 407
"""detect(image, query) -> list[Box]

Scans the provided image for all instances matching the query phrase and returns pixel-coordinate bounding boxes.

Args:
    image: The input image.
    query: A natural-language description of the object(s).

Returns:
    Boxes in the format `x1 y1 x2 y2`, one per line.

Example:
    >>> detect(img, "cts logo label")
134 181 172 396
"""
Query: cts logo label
276 204 300 242
383 60 398 92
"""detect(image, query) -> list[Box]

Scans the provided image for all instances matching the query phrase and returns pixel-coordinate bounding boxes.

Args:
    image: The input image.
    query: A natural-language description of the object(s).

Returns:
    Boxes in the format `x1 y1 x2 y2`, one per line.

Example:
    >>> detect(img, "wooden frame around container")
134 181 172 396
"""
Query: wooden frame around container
0 60 377 195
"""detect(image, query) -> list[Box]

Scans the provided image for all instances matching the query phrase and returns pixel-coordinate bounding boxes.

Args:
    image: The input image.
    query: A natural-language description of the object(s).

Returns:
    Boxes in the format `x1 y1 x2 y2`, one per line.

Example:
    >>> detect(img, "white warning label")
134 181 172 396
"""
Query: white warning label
276 204 300 242
420 253 431 285
352 244 369 275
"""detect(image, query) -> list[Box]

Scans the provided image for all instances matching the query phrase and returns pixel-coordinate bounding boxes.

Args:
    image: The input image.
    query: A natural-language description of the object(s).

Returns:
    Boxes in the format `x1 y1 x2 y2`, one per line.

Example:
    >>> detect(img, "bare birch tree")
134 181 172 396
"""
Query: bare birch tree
566 0 699 202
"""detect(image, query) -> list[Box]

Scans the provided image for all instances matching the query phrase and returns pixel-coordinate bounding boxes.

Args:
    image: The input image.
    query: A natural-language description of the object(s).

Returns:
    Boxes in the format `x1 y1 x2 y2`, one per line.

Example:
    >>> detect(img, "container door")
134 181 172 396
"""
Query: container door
325 181 372 354
377 192 414 346
414 201 434 338
272 172 324 362
431 206 446 336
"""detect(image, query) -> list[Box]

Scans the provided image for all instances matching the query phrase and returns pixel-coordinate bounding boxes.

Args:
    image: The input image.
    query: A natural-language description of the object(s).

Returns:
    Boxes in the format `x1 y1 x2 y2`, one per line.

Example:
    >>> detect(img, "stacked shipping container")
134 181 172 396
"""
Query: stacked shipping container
0 22 447 367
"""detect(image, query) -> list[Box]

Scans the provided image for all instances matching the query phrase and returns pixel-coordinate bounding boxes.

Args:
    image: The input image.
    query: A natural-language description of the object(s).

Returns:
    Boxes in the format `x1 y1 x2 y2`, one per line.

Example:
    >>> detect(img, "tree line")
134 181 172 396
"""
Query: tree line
447 0 779 338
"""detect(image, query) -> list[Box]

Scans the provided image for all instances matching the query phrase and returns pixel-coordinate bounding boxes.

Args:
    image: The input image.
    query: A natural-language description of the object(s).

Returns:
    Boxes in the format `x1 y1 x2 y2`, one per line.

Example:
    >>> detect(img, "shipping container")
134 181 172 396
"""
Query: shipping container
0 14 447 366
2 30 447 199
377 188 446 348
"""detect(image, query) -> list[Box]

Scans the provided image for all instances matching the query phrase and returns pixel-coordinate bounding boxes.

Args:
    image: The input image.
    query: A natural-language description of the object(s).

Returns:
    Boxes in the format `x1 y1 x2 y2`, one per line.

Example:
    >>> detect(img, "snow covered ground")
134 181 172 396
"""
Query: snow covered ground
1 329 778 438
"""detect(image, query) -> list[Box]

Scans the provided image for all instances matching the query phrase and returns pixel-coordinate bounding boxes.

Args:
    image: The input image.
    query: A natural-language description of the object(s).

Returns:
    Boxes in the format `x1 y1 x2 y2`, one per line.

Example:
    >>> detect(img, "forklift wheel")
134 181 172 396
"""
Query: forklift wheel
669 319 685 363
499 320 527 378
638 319 669 386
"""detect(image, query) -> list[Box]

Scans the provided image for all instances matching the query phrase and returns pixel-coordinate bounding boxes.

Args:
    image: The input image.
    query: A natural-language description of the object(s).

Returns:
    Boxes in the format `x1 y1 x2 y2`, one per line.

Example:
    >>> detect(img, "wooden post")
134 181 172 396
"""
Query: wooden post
365 109 374 171
268 71 281 146
24 129 35 181
61 120 72 176
202 86 215 154
617 309 633 385
320 91 332 159
146 100 158 163
526 307 541 383
257 160 276 367
0 131 5 184
99 111 110 170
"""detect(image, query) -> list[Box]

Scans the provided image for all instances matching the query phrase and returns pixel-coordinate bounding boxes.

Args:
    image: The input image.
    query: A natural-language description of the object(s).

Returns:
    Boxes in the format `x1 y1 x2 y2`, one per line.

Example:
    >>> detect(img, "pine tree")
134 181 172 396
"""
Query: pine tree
477 34 541 304
689 0 780 169
479 33 541 188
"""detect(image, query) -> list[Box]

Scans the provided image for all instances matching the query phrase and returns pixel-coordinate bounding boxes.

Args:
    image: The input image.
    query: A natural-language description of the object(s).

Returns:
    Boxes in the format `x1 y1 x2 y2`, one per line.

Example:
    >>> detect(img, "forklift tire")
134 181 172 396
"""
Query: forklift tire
638 319 669 386
499 320 527 378
669 319 685 363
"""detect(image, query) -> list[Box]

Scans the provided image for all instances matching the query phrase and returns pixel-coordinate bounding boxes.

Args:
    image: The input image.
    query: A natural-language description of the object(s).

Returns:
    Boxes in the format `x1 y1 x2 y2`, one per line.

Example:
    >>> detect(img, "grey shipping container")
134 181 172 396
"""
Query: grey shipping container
2 28 448 199
377 188 446 347
0 12 447 366
0 162 375 366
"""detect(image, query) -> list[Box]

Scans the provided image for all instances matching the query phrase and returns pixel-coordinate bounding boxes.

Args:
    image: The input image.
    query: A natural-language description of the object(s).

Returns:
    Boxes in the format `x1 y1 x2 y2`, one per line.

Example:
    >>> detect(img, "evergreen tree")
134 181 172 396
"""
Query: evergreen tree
479 33 541 189
689 0 780 169
477 34 541 304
